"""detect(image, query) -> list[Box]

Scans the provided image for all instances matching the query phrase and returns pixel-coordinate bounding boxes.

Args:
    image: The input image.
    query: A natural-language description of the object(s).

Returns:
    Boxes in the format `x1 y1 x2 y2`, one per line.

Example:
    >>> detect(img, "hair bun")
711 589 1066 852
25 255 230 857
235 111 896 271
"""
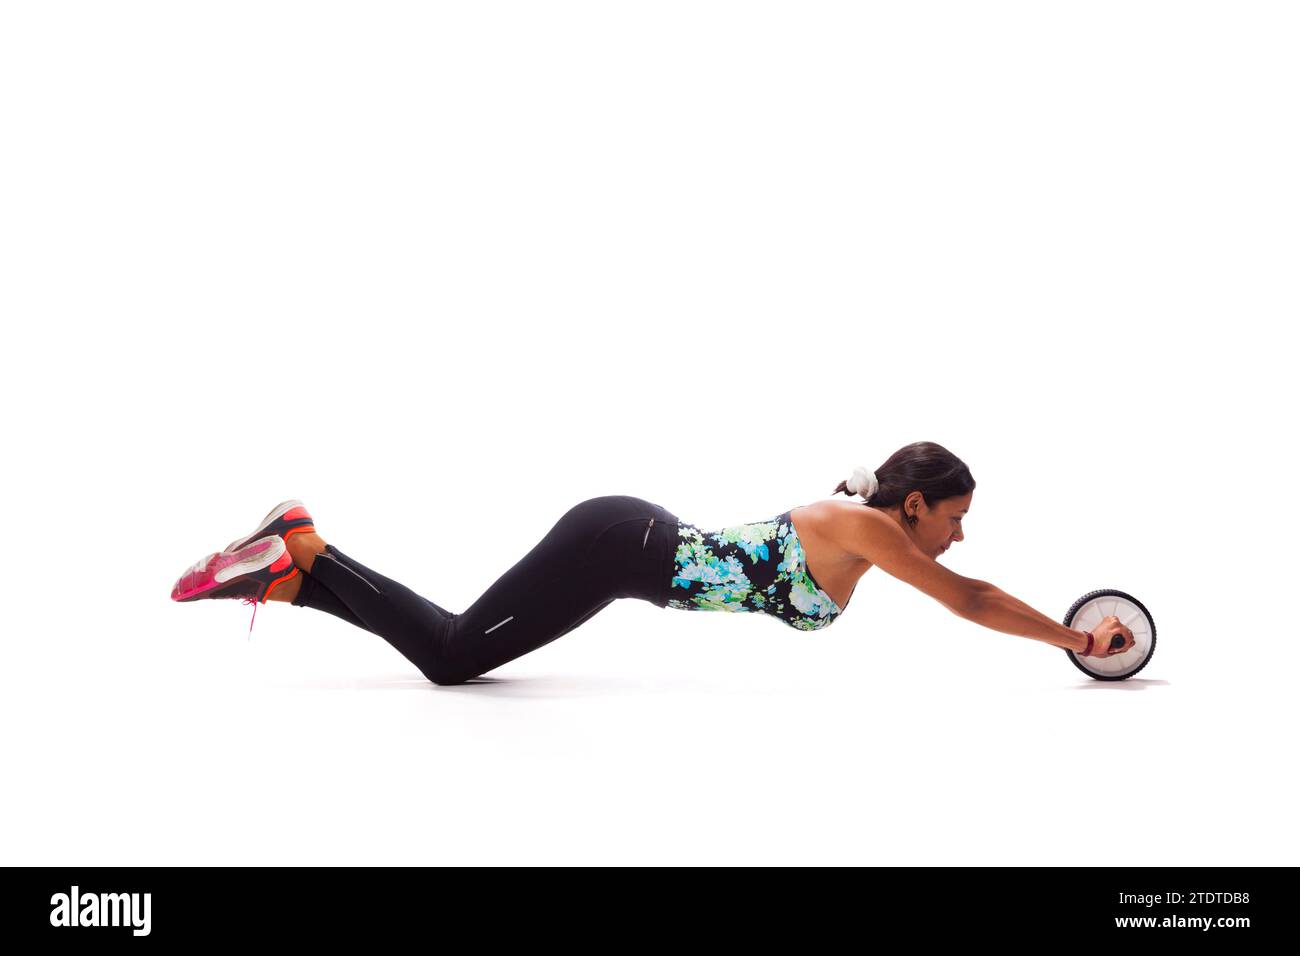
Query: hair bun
846 465 879 500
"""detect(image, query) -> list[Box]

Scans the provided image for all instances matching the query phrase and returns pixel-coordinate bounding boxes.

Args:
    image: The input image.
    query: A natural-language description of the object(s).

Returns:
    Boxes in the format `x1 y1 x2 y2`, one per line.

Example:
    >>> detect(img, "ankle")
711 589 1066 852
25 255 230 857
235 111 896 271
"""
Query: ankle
267 571 304 603
288 532 328 573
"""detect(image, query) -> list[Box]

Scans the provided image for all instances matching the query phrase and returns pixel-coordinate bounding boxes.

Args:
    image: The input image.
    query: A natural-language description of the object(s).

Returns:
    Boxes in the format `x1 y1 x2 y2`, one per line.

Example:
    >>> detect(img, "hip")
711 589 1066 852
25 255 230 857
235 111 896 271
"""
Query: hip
561 495 681 606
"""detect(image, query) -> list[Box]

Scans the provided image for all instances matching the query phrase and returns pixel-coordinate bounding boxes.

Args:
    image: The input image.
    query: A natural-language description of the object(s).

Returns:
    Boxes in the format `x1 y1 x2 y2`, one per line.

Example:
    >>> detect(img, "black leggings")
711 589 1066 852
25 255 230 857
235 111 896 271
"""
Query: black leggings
291 495 680 685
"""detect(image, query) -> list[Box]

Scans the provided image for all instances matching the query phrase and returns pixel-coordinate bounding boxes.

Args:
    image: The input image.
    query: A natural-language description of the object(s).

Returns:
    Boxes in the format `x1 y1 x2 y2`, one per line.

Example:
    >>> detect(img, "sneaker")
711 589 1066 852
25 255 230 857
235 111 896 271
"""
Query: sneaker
223 499 316 554
170 535 300 636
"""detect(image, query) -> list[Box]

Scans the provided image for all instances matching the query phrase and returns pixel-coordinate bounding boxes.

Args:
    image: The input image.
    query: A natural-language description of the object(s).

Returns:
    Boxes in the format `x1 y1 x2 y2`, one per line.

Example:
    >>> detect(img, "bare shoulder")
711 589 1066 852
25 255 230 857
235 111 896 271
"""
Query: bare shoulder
791 499 875 560
847 504 982 616
794 498 889 557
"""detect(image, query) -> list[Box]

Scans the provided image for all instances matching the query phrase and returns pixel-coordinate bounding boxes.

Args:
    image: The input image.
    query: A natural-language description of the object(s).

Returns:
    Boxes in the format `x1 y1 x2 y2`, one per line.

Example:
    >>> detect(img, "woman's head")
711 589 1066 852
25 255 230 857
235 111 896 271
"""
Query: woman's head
833 441 976 559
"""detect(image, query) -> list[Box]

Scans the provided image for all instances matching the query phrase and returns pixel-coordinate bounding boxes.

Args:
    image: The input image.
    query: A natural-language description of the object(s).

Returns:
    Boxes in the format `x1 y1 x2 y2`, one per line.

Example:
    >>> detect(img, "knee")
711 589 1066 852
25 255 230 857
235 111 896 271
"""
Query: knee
428 674 466 687
423 659 481 686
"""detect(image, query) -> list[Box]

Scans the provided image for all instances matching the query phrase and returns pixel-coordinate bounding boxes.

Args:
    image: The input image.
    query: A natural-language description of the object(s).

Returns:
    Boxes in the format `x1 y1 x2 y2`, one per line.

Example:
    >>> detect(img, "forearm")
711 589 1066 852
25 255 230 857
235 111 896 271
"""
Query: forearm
965 582 1090 652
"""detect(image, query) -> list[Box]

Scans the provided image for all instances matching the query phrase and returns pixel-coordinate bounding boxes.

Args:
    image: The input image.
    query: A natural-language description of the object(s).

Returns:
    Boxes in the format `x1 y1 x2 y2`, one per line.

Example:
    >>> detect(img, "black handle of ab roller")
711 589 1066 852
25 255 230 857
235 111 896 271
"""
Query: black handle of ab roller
1111 634 1126 651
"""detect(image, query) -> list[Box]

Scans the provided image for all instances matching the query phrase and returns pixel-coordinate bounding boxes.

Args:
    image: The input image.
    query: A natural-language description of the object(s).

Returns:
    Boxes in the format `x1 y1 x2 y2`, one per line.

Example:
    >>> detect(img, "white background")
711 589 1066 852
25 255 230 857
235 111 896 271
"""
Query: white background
1 1 1295 866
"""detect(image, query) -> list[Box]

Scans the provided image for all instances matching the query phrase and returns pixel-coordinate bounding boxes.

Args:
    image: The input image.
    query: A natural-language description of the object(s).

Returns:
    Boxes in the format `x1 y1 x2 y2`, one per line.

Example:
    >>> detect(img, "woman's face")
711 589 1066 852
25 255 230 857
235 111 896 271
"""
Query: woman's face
907 491 973 559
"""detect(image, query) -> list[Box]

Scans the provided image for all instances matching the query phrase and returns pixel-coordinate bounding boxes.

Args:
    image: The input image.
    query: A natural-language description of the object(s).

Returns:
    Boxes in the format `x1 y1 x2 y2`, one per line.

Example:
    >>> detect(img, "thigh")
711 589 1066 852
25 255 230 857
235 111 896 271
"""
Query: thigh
448 496 647 676
463 494 674 610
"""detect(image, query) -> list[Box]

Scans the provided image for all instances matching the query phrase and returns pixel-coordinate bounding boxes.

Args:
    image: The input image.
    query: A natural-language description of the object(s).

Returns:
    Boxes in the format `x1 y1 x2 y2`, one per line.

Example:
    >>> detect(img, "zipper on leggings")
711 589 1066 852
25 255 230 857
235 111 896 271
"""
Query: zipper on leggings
642 517 655 550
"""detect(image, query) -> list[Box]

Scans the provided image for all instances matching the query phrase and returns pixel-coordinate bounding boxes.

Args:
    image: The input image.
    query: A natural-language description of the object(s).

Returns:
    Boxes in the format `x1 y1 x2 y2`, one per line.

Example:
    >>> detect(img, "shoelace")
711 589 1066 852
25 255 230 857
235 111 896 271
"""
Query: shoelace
176 549 268 638
242 596 260 639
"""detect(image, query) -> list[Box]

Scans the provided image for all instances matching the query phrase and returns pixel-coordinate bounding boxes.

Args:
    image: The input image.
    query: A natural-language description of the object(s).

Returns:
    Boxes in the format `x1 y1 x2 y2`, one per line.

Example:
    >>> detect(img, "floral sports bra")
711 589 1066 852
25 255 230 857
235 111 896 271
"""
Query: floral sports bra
665 509 853 631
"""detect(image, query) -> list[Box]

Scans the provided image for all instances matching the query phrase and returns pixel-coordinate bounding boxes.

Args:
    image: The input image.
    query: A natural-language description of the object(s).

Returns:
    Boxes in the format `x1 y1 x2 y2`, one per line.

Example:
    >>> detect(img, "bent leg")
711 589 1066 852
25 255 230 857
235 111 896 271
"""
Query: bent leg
291 496 677 685
293 570 455 634
300 545 455 681
303 537 618 685
292 570 372 633
448 566 616 682
442 496 674 681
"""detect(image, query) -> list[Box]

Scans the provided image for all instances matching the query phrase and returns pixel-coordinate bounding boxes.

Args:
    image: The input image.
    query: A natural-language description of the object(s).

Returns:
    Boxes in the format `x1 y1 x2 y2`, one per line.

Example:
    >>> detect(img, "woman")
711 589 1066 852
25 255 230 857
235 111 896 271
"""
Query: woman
170 441 1136 684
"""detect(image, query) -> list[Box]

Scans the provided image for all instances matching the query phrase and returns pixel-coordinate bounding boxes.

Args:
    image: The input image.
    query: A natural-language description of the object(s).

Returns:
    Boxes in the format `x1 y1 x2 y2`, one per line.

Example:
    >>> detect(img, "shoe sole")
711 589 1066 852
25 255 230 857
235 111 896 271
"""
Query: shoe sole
173 536 289 602
224 500 312 554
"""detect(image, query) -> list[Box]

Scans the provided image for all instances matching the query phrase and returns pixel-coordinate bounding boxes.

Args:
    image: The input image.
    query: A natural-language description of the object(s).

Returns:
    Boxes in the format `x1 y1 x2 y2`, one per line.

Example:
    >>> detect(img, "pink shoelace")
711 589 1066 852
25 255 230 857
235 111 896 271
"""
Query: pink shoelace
238 566 293 639
242 596 260 639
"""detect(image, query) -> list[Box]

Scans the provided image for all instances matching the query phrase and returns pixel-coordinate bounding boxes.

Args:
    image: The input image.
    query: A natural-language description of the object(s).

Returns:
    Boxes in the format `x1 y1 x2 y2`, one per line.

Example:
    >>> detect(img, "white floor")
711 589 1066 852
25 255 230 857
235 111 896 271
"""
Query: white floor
5 575 1291 866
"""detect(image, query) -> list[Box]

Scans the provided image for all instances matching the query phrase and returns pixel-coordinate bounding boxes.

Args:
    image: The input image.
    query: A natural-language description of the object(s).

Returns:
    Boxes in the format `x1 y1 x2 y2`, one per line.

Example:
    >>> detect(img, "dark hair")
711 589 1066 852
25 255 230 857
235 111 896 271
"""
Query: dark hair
832 441 976 525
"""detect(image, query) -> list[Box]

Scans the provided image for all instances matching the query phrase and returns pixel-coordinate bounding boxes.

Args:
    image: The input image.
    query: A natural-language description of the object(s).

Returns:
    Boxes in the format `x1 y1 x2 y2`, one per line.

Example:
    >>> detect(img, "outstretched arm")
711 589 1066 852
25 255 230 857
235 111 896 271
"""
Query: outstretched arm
962 581 1089 653
853 508 1089 653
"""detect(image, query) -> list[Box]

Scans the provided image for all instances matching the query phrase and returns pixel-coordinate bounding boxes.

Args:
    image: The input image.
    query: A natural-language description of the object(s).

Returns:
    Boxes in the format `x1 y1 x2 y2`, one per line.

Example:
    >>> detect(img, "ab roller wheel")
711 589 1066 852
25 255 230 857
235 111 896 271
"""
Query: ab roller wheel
1063 588 1157 681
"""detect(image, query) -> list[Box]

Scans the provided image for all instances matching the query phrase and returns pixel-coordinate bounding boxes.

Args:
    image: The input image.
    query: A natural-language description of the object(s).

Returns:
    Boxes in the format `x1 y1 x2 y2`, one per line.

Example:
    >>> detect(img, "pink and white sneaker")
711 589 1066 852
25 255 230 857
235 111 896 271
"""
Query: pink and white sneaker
223 499 316 554
170 535 300 635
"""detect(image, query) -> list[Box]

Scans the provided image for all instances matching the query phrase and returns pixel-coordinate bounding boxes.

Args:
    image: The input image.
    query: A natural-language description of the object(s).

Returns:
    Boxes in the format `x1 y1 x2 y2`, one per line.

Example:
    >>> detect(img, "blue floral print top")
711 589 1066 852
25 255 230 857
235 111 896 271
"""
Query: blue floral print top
666 509 853 631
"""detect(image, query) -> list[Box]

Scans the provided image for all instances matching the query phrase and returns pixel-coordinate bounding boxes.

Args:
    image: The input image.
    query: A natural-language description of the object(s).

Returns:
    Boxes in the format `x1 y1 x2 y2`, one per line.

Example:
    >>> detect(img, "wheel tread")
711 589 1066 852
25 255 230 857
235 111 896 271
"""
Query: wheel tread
1062 588 1157 681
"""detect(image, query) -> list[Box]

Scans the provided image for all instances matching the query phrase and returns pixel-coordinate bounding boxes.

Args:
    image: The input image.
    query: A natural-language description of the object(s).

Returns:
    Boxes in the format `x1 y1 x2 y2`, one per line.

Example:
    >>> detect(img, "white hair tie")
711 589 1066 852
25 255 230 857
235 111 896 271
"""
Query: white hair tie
846 465 879 500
